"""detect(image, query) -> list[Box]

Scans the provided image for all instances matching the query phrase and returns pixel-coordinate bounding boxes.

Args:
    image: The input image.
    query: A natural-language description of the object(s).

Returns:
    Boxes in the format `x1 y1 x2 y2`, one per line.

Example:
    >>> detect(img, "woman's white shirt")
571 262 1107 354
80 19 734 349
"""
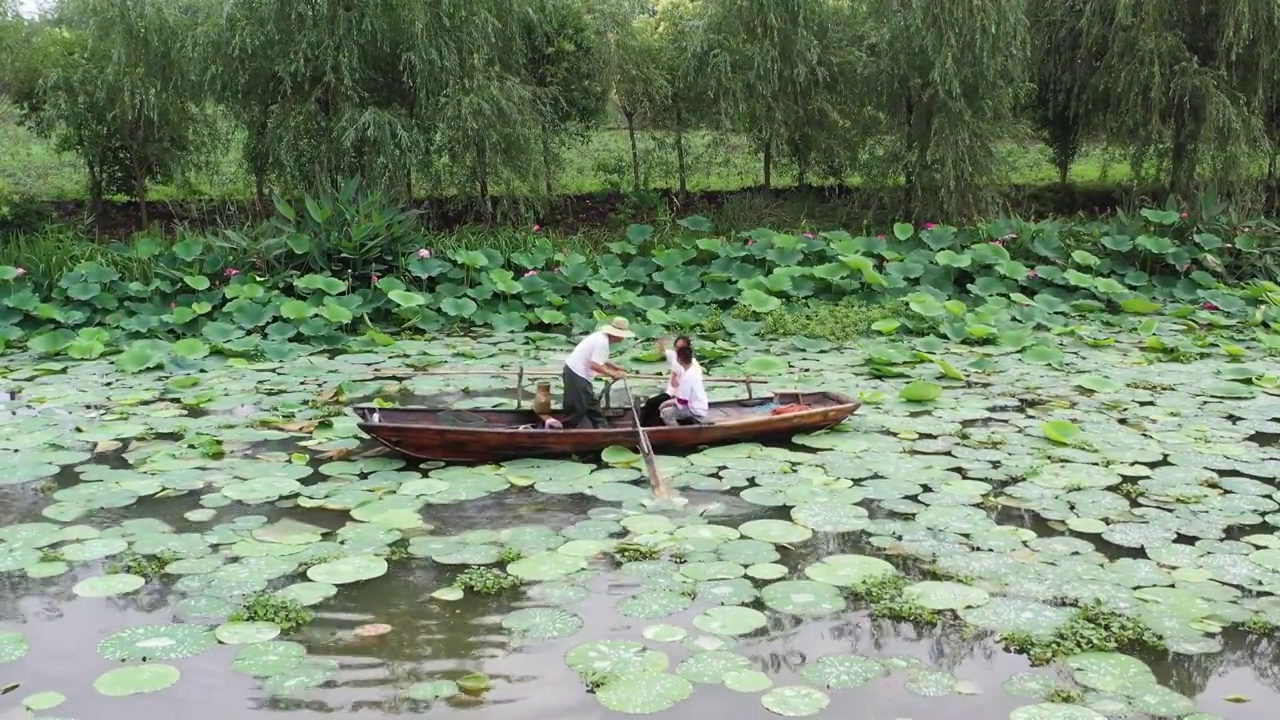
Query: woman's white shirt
663 349 684 396
674 362 709 417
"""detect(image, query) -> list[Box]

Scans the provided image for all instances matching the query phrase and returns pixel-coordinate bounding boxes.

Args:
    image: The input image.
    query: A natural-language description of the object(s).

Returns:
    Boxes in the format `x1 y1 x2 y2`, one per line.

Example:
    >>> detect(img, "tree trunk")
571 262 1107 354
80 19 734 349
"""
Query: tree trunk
87 160 103 218
476 143 492 220
675 133 687 196
1170 107 1196 198
624 110 640 193
762 137 772 191
541 123 555 196
130 138 148 228
674 110 687 196
1058 155 1070 187
404 164 413 203
1268 149 1278 206
255 171 267 217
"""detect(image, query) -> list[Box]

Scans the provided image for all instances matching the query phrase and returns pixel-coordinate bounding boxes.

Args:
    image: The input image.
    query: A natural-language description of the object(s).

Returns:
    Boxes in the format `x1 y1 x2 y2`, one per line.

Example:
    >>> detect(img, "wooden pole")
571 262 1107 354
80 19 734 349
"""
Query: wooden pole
515 365 524 409
620 377 667 499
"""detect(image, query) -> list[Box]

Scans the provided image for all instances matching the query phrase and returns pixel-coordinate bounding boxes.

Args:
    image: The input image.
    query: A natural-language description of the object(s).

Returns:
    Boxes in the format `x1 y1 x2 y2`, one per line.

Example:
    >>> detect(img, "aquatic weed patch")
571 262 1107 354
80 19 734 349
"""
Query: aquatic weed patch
228 594 315 633
453 567 523 596
998 602 1167 666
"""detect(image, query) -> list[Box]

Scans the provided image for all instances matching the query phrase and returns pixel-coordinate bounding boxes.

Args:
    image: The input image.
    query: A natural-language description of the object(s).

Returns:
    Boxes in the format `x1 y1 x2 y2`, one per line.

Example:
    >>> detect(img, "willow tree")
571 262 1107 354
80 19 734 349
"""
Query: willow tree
403 1 545 216
592 0 664 194
206 0 418 196
1083 0 1280 195
700 0 862 190
0 1 20 95
28 0 206 224
862 0 1029 217
197 0 295 210
1029 0 1099 186
521 0 607 195
646 0 709 195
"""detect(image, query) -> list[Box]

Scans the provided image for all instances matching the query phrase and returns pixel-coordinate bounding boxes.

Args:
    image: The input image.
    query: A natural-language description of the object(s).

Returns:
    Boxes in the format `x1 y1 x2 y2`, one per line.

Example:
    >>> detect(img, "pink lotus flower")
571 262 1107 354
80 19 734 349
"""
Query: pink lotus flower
533 224 543 233
803 232 814 239
169 302 176 308
523 270 538 277
924 222 936 230
1201 301 1218 311
1180 212 1188 219
553 266 562 273
1027 269 1039 280
14 267 26 277
223 268 240 277
371 274 379 283
876 234 885 239
416 248 431 259
747 240 755 246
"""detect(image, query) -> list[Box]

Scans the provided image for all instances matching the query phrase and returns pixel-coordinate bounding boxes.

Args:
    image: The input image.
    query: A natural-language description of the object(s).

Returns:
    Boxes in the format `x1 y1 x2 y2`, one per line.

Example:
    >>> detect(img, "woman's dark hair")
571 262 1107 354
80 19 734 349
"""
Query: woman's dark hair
674 335 692 349
676 346 694 364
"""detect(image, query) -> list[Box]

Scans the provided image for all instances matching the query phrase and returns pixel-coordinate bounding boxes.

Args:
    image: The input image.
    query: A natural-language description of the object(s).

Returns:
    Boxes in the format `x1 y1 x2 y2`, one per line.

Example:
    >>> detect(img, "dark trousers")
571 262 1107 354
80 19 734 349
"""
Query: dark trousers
562 366 607 429
639 392 670 427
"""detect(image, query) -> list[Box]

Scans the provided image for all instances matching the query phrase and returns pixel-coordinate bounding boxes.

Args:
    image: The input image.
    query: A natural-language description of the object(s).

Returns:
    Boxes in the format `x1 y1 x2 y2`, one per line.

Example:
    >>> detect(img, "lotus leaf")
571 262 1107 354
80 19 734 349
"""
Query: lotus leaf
98 624 216 661
595 672 693 714
94 664 181 696
760 686 830 717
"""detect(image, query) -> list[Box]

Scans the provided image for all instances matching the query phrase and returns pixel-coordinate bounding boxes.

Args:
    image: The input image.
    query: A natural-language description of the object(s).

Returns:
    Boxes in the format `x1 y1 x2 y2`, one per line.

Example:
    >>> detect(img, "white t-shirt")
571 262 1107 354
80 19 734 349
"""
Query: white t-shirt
674 362 709 417
565 332 609 381
664 349 685 396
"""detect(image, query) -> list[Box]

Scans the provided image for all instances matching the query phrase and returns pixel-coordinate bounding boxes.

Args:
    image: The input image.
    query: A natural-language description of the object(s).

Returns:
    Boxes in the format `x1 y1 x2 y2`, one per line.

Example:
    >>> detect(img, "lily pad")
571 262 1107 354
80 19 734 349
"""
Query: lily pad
305 555 388 584
508 552 588 581
676 650 751 684
902 580 991 610
215 621 281 645
761 686 830 717
739 519 813 545
761 580 846 616
803 555 897 587
405 679 459 701
98 624 217 661
691 606 768 636
231 641 306 677
501 607 583 641
724 669 774 693
94 663 181 696
800 655 888 689
0 632 27 664
596 672 693 714
72 573 145 597
565 640 669 676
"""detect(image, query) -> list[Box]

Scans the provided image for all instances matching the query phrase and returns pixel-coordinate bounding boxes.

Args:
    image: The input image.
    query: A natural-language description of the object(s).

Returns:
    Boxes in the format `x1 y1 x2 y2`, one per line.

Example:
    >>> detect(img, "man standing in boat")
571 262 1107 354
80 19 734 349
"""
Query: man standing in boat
561 317 633 429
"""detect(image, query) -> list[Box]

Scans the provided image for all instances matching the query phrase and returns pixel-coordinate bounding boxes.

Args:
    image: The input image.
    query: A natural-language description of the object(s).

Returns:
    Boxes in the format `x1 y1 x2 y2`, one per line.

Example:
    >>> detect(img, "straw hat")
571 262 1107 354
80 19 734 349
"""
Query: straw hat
599 317 634 339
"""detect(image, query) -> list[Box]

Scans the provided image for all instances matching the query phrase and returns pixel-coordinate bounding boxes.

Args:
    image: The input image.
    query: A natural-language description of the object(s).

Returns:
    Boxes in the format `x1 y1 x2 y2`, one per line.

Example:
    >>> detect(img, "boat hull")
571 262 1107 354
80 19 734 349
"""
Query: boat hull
353 391 860 462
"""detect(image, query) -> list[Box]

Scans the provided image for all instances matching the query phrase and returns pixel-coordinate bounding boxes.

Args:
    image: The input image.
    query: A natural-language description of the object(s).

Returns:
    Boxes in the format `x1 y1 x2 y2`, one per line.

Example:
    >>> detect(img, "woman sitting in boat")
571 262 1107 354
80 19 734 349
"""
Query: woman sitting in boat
561 317 632 429
639 335 692 427
659 345 708 426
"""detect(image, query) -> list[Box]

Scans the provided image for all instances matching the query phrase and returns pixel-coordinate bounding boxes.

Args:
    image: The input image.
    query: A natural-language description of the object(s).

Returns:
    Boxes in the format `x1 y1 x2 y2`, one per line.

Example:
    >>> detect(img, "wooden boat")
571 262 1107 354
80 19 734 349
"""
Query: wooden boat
353 391 861 462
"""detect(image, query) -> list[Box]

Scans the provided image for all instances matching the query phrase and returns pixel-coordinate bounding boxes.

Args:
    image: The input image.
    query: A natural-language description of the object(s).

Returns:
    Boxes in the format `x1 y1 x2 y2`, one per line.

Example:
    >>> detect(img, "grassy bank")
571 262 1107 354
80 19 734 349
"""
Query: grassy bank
0 98 1139 203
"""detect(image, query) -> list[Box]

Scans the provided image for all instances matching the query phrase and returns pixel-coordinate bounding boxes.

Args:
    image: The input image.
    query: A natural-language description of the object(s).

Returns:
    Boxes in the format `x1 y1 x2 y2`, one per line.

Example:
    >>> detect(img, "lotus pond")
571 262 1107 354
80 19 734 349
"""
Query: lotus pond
1 332 1279 720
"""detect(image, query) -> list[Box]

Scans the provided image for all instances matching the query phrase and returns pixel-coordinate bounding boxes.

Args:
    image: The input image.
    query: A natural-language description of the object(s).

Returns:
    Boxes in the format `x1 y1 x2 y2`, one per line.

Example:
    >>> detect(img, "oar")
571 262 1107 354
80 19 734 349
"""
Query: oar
620 377 667 499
